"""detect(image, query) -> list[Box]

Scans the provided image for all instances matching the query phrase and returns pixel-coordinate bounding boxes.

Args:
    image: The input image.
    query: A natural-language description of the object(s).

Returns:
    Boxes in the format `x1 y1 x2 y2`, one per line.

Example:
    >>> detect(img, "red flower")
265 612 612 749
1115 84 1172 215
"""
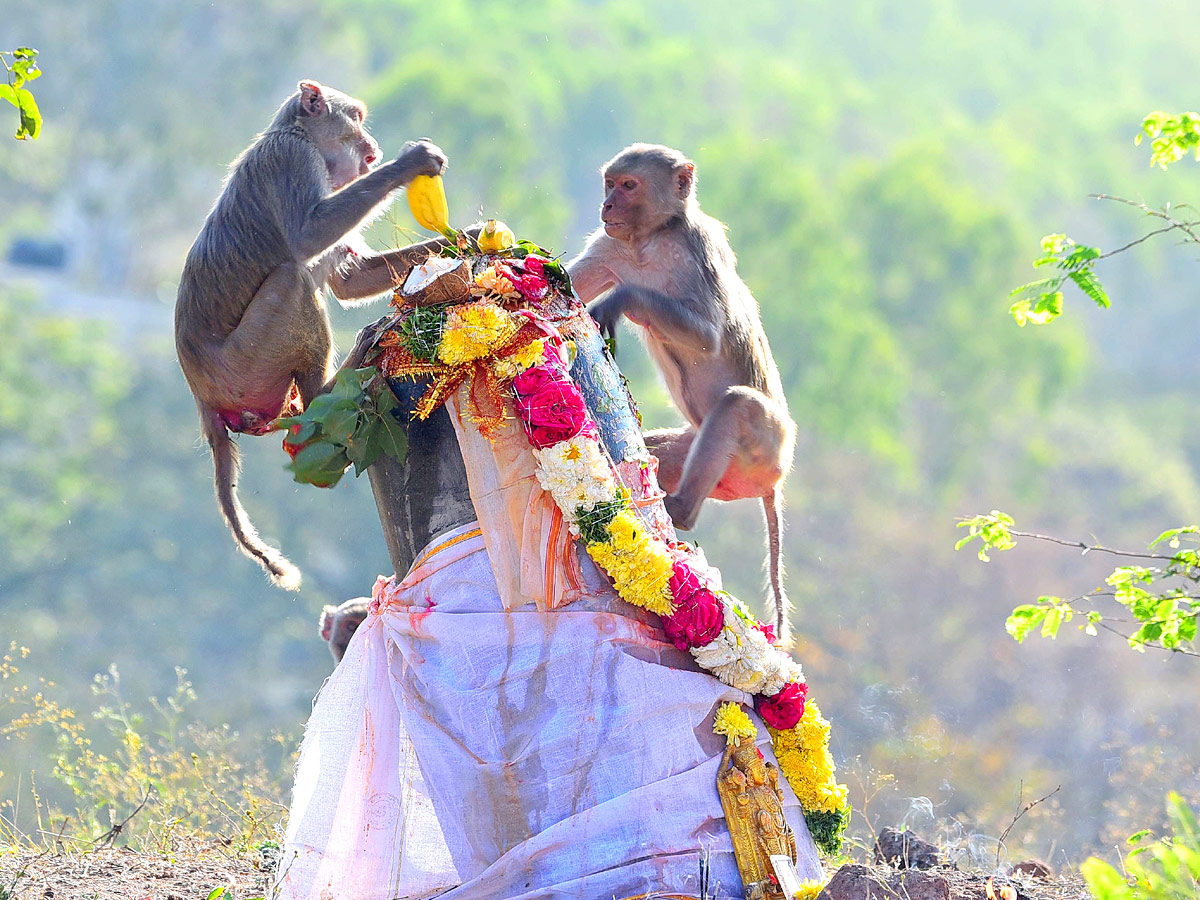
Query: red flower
754 621 777 645
755 681 807 730
513 375 593 448
661 560 725 650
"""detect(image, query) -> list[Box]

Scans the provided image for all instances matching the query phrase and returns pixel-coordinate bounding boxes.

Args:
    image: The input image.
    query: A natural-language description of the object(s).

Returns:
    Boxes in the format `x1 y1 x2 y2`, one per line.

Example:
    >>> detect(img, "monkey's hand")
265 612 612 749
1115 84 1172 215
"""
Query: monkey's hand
392 140 447 182
587 289 628 354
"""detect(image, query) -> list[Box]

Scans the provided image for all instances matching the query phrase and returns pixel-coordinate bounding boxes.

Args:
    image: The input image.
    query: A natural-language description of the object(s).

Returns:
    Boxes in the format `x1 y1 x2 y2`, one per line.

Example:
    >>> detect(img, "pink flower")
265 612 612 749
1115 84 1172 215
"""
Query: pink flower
513 362 568 397
754 621 777 645
755 681 807 730
523 255 547 277
514 377 594 448
661 560 725 650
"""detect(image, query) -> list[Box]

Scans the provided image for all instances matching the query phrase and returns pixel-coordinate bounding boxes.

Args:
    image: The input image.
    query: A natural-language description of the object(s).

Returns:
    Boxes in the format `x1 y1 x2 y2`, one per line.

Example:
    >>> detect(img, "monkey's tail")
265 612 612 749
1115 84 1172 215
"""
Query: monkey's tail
203 411 302 591
763 488 792 647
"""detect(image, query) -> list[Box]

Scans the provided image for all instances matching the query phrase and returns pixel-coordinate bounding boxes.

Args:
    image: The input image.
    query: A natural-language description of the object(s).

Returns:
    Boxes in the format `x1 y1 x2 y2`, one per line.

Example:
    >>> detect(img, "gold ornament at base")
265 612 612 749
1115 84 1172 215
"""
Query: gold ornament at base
715 705 802 900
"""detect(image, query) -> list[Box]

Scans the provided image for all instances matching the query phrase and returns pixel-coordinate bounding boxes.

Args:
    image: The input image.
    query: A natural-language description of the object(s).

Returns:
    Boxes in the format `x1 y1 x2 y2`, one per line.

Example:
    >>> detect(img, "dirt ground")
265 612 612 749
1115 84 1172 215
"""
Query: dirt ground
0 842 272 900
0 850 1094 900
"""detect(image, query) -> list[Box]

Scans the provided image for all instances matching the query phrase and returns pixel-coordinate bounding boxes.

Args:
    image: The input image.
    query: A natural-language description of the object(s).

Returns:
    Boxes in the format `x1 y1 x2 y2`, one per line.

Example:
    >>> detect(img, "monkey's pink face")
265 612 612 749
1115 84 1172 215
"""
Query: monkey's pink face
601 172 644 242
307 95 381 191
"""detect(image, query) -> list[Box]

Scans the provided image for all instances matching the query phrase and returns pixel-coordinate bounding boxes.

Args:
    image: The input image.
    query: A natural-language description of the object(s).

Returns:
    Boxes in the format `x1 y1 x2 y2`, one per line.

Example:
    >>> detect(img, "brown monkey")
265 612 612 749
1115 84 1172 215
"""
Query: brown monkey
567 144 796 640
175 80 448 590
319 598 370 663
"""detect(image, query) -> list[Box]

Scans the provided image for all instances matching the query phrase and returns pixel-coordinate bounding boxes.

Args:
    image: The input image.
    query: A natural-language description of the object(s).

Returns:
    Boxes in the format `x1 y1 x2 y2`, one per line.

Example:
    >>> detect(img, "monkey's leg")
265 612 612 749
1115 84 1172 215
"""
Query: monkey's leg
221 263 333 408
664 388 784 530
644 426 695 494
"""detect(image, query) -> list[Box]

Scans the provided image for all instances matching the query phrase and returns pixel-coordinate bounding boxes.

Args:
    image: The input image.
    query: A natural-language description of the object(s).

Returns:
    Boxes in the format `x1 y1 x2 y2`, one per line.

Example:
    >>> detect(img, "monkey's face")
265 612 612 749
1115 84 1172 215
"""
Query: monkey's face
299 82 381 191
601 170 644 243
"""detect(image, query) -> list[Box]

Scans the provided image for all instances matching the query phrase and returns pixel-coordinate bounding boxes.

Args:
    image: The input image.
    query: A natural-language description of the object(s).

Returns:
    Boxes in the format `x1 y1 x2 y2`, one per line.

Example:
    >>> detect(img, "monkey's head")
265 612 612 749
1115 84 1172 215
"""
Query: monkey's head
600 143 696 245
292 80 381 191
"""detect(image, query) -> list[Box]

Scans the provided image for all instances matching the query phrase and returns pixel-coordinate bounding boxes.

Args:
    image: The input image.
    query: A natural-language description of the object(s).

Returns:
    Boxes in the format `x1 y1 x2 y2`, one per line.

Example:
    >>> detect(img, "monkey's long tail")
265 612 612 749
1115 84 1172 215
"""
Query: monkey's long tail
763 488 792 646
203 412 302 591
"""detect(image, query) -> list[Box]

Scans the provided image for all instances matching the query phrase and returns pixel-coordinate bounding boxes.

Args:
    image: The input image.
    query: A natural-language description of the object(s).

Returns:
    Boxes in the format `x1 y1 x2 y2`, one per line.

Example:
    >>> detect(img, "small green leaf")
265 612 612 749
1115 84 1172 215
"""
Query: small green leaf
377 410 409 463
12 87 40 140
207 889 227 900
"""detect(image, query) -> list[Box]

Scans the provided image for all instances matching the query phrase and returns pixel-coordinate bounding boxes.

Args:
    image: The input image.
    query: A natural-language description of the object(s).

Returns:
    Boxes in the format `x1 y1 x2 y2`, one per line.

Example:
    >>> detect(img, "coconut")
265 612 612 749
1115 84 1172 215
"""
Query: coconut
400 256 471 306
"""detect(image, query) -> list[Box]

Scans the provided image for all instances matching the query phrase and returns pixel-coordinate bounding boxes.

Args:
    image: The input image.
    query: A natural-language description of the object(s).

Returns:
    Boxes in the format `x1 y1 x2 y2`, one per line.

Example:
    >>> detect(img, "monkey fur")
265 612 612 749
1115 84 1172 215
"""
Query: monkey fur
319 598 370 663
175 80 448 590
568 143 797 642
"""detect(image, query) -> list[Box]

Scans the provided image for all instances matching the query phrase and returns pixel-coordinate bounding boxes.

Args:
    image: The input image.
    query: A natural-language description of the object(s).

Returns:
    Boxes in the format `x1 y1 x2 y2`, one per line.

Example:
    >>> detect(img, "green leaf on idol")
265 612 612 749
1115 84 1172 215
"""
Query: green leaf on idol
375 405 409 464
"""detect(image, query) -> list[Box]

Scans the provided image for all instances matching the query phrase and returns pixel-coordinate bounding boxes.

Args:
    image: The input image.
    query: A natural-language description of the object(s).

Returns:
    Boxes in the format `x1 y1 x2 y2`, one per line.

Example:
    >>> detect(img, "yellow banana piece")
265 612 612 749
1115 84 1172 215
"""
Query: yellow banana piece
477 219 516 253
407 174 455 238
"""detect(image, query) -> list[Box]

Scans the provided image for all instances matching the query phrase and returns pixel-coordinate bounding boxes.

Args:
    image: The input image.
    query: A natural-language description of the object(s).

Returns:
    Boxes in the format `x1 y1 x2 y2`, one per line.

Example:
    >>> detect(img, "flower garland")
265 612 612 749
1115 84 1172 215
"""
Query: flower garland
374 254 850 853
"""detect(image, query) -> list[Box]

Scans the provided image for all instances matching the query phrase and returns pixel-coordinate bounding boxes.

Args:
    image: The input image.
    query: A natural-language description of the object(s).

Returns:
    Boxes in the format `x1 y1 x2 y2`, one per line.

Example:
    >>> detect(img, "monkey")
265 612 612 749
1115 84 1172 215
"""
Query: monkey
319 598 370 663
175 80 450 590
567 143 797 641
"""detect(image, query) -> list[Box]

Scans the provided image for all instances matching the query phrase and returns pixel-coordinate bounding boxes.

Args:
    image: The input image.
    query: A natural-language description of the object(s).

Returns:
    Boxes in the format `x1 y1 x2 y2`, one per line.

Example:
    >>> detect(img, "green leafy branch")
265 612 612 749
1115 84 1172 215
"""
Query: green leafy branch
1082 792 1200 900
956 514 1200 657
1010 110 1200 326
1009 233 1108 326
1 48 42 140
1137 110 1200 170
277 367 408 489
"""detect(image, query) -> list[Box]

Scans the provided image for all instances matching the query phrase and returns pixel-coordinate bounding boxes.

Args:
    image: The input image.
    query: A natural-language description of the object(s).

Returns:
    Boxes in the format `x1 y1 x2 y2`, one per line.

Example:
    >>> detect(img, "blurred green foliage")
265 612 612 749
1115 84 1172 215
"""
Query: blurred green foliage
2 0 1200 863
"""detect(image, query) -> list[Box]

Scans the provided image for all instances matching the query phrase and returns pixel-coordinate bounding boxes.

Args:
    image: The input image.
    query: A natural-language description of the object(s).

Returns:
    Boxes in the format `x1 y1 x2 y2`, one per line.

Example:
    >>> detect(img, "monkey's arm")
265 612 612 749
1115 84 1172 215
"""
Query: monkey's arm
290 141 445 261
589 284 721 353
567 239 617 303
329 237 452 302
329 225 485 303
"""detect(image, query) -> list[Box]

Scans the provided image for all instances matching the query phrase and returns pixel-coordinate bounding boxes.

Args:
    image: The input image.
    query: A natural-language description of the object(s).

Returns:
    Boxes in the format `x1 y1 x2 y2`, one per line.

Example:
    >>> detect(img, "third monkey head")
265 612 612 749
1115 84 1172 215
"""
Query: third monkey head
599 143 696 245
287 80 381 191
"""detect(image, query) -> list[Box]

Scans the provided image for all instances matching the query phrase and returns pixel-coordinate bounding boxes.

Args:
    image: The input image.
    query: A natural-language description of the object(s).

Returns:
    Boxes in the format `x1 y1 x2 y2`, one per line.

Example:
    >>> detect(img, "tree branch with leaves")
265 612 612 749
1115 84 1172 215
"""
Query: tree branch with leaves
1 47 42 140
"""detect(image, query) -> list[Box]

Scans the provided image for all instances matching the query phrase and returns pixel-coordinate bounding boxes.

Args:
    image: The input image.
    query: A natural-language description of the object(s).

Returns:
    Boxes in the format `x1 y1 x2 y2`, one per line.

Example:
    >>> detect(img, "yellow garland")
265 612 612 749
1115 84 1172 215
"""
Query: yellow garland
438 302 517 365
713 702 757 747
585 510 674 616
768 702 849 814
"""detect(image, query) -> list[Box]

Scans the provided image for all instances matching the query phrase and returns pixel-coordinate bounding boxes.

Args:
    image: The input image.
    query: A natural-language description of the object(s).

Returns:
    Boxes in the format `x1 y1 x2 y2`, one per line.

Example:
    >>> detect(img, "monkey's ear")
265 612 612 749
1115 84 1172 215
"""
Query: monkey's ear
298 81 327 117
676 163 695 198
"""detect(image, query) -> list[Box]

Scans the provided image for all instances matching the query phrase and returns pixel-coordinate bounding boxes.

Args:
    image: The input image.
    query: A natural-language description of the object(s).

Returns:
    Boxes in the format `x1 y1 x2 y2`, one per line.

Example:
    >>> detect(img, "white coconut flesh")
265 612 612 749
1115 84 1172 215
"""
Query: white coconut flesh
403 256 464 295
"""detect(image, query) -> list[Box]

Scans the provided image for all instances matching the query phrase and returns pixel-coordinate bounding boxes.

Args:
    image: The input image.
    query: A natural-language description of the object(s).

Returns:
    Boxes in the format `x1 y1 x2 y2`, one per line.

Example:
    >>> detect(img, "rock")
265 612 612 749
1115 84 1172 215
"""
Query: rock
819 864 950 900
874 827 941 869
1011 859 1051 878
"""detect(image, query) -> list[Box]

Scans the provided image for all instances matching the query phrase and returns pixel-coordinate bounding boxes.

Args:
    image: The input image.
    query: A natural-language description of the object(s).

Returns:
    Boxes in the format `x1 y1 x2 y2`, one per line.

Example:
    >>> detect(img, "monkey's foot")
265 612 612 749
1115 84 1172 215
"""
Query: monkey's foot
663 494 698 531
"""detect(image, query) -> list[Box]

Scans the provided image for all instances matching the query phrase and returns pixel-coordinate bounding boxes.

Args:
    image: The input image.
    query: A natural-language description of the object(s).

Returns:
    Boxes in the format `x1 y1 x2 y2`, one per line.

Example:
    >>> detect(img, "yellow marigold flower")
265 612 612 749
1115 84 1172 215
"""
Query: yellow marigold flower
713 701 757 747
794 878 828 900
586 513 674 616
437 302 515 365
511 338 545 371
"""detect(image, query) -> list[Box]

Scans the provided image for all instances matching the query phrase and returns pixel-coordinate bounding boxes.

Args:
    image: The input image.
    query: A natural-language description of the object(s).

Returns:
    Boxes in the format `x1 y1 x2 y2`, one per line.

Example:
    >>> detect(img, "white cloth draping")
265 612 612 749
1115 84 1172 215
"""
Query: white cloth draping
275 521 823 900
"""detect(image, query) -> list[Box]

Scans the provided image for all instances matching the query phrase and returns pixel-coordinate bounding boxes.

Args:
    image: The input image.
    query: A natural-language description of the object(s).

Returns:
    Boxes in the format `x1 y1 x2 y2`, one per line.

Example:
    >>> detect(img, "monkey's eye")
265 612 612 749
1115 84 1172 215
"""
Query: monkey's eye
622 179 637 190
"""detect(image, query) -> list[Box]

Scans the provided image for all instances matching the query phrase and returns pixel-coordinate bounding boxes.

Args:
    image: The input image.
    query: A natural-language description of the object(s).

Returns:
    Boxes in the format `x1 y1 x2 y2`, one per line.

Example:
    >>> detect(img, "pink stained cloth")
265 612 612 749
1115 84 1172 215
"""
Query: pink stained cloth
274 521 823 900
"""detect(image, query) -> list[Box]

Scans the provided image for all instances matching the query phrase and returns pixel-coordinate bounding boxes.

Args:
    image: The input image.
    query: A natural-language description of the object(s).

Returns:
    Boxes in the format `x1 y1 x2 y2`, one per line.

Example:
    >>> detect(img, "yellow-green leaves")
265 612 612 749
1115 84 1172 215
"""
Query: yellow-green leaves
954 510 1016 561
1 47 42 140
1009 233 1107 326
1137 111 1200 170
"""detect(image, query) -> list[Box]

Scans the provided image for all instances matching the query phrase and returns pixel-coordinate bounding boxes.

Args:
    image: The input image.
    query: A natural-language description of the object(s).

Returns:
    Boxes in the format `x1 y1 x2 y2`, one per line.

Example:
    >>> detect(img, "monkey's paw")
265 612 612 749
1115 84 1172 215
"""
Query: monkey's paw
664 494 698 531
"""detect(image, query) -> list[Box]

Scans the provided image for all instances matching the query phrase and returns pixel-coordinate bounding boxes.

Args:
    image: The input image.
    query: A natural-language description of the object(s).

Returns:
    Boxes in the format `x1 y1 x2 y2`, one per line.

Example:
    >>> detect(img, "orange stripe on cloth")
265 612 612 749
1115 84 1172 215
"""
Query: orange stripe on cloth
545 506 563 604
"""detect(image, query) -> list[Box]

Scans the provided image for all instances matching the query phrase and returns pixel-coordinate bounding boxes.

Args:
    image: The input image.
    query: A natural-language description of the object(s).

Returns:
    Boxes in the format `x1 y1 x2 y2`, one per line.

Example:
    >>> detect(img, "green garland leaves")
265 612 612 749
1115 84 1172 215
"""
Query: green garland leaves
277 367 408 488
804 807 850 857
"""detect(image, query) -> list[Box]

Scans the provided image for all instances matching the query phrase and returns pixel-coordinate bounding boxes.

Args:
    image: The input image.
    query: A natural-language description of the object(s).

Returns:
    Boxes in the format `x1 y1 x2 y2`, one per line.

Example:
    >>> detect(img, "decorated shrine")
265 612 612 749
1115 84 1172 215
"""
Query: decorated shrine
272 179 849 900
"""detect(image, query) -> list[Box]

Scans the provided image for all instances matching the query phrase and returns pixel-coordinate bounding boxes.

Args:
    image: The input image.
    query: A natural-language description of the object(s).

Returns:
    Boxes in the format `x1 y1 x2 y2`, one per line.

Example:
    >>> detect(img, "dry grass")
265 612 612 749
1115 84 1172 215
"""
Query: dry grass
0 837 274 900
